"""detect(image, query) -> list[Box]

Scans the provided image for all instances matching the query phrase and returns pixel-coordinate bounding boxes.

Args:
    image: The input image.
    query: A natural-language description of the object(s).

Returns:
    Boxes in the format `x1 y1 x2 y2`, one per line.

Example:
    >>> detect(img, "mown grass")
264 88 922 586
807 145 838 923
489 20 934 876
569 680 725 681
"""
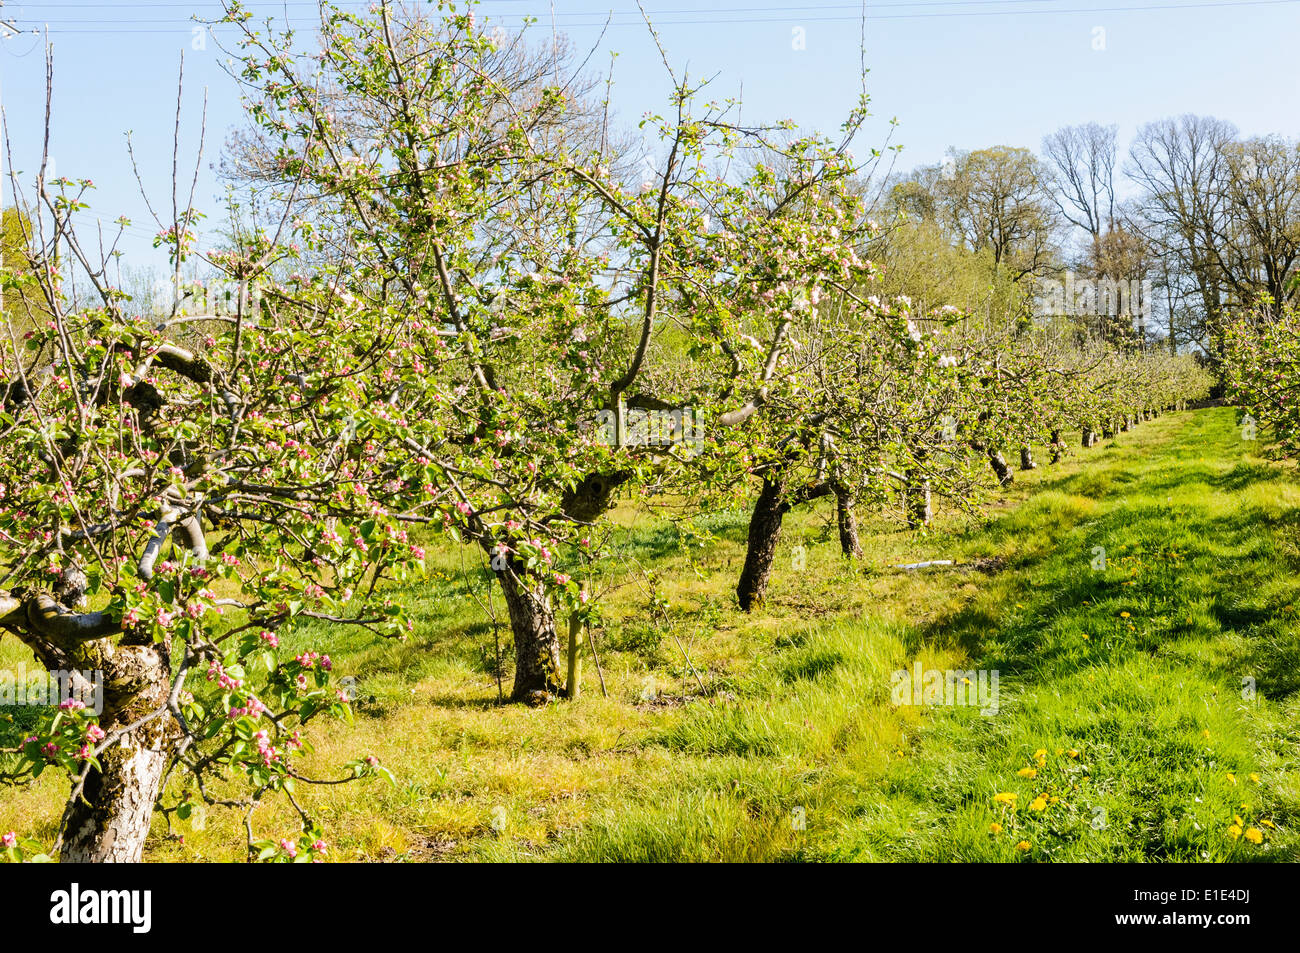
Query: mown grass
1 406 1297 861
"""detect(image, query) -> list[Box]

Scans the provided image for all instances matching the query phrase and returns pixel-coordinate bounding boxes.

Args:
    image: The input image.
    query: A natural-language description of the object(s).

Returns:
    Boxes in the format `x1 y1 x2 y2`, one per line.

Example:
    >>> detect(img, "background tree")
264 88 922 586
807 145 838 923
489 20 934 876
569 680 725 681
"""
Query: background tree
1126 114 1237 363
933 146 1059 282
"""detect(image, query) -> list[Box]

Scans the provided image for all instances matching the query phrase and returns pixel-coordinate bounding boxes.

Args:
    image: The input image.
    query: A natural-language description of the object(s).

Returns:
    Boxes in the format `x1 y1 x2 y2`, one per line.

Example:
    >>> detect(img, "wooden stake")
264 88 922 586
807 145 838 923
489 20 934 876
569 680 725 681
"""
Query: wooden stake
565 612 583 700
586 621 609 698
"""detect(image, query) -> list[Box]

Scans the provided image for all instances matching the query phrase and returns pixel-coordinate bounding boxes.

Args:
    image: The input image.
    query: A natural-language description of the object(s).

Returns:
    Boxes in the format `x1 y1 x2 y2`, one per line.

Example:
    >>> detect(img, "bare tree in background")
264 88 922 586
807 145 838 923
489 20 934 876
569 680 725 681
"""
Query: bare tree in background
1125 114 1237 360
1042 122 1118 243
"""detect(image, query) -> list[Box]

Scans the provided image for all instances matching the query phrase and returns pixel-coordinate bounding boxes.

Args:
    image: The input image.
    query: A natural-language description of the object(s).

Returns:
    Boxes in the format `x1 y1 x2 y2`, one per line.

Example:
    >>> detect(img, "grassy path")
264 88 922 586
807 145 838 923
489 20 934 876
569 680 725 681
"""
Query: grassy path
820 406 1300 861
549 406 1300 862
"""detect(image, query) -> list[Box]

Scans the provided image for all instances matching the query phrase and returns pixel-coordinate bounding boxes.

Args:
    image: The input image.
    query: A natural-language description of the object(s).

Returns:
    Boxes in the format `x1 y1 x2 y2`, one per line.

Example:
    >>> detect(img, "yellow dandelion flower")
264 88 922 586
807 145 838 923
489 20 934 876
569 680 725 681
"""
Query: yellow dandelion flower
1082 633 1090 640
993 792 1017 805
1067 749 1079 758
1029 796 1048 811
989 822 1003 834
1226 773 1237 785
1120 611 1130 618
1260 819 1276 829
1033 748 1047 759
1202 730 1211 739
1017 767 1038 779
1249 773 1260 783
1227 824 1242 840
1244 827 1263 845
1049 796 1061 804
1015 840 1031 852
1233 815 1244 827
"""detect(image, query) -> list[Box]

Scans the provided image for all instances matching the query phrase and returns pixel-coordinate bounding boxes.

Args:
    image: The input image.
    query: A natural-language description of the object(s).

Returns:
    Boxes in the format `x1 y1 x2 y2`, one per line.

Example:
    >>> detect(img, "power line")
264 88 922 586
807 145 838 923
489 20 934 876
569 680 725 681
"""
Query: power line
22 0 1077 12
19 0 1300 30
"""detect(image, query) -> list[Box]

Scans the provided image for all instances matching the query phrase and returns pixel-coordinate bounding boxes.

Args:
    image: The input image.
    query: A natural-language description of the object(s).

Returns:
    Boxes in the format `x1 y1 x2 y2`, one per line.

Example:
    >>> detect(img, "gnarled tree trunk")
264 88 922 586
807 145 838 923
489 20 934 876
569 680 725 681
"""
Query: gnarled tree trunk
3 577 180 863
834 484 863 558
499 565 563 702
60 638 177 863
989 449 1013 486
906 468 932 528
735 474 830 611
494 470 630 703
1019 446 1036 471
737 476 790 612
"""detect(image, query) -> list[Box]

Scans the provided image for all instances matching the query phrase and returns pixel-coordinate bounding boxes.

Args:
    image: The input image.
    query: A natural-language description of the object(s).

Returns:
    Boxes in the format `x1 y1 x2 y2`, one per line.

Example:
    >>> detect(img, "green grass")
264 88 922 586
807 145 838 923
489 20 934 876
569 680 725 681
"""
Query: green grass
2 406 1298 861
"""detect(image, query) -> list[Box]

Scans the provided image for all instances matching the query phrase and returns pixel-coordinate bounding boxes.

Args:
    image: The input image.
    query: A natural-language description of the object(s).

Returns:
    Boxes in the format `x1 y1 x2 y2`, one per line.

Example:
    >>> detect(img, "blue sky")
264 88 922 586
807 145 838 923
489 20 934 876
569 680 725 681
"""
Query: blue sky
3 0 1299 269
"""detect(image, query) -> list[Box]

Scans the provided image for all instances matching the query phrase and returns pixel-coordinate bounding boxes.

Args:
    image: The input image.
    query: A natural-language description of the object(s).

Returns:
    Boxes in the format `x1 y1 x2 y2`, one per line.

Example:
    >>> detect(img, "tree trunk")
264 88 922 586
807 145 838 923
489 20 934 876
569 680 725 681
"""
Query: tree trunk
59 639 177 863
491 468 628 704
1049 429 1064 464
834 484 863 558
1082 428 1095 448
737 476 789 612
499 567 563 702
906 468 932 528
1019 446 1036 471
1120 415 1131 432
989 450 1013 486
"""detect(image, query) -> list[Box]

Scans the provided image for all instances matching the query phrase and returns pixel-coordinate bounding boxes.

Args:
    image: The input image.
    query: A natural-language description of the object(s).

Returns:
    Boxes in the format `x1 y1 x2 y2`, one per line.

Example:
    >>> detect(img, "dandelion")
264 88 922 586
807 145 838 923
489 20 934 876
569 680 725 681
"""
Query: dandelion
1014 840 1031 852
1226 773 1237 785
989 822 1003 834
1017 767 1038 779
1029 796 1048 812
1243 827 1263 845
1227 824 1242 840
993 792 1017 805
1249 773 1260 783
1066 749 1079 758
1120 611 1130 618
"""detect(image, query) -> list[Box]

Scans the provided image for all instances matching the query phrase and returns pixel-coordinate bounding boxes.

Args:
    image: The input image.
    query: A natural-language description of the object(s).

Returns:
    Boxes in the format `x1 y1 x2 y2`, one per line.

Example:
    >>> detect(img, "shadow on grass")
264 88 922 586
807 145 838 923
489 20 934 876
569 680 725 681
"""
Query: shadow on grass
912 412 1300 700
